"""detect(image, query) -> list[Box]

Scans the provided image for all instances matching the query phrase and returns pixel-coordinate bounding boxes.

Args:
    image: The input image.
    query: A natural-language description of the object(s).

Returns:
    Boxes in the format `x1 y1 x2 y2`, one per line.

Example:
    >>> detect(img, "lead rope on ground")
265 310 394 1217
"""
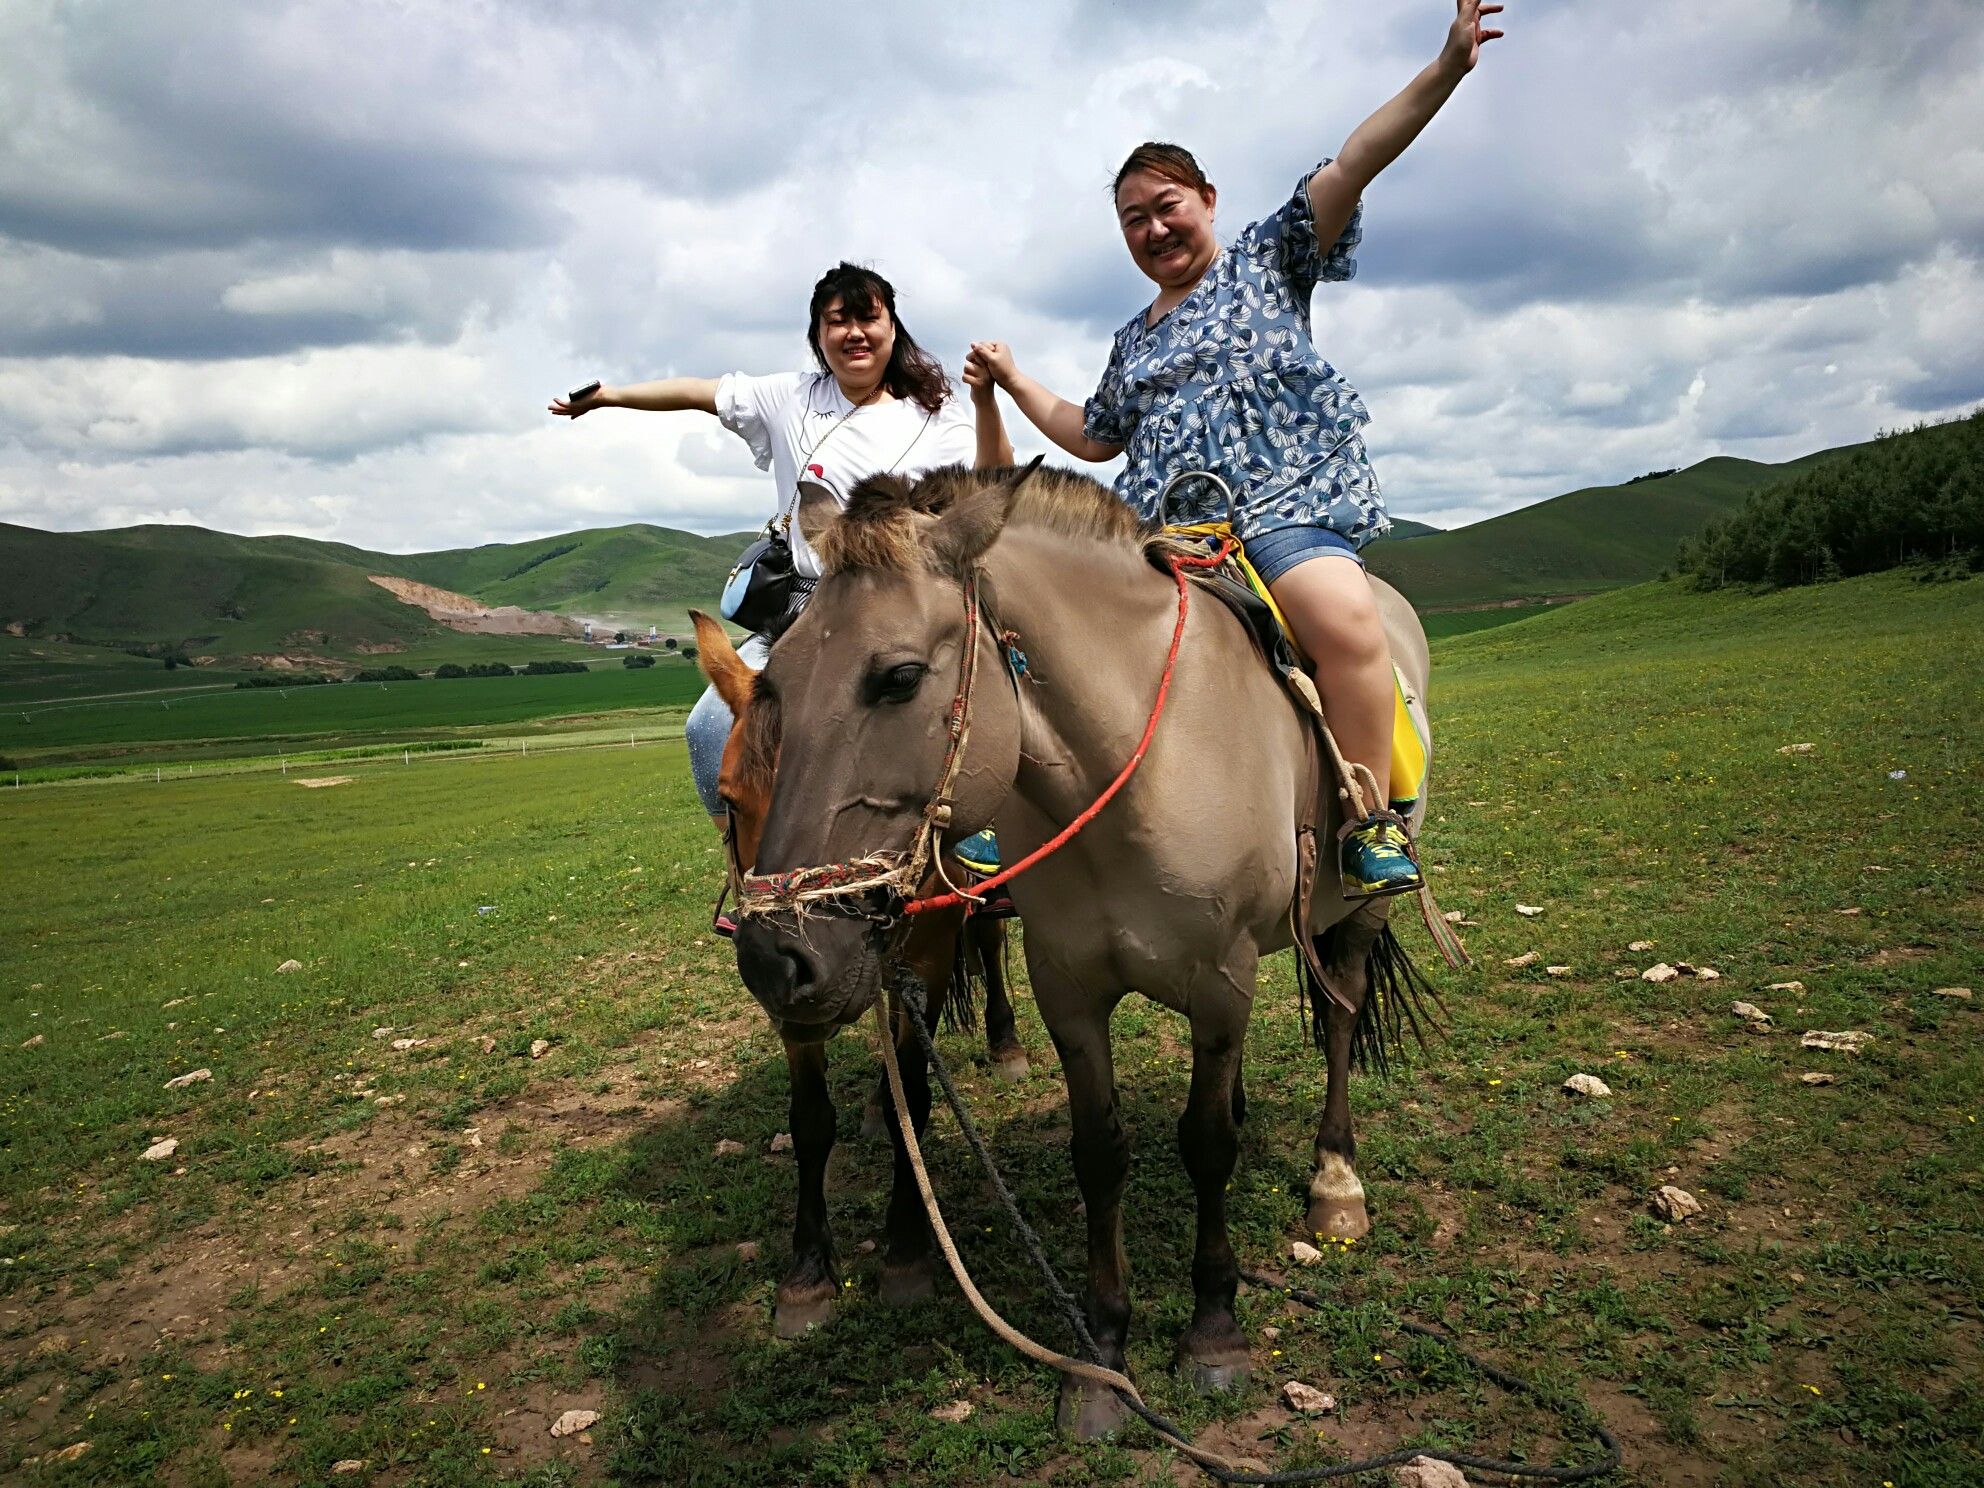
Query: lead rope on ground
878 973 1624 1484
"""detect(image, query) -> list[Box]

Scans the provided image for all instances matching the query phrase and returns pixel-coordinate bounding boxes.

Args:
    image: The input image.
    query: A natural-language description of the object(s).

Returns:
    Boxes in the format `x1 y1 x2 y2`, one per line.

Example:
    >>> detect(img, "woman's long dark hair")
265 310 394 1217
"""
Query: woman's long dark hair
806 263 950 416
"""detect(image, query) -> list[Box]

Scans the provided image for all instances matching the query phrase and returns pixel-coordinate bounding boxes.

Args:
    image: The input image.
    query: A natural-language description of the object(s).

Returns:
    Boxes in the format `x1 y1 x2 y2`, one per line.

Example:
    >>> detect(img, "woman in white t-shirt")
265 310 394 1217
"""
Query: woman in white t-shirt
550 262 1012 822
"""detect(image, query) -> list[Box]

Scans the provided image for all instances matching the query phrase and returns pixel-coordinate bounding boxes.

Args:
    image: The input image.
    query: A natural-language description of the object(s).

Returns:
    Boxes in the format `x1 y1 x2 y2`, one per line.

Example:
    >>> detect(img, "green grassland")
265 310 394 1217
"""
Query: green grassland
3 567 1980 1485
1 661 709 771
1366 444 1854 611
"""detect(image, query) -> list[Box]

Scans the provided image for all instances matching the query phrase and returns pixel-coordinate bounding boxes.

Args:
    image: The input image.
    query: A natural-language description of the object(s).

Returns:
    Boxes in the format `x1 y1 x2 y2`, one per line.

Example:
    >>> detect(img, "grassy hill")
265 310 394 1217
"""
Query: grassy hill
0 520 750 677
1366 446 1853 610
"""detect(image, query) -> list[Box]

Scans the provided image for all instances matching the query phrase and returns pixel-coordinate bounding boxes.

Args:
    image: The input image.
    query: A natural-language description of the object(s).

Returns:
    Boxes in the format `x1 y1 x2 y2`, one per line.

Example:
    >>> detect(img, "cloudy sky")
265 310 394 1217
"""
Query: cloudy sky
2 0 1980 552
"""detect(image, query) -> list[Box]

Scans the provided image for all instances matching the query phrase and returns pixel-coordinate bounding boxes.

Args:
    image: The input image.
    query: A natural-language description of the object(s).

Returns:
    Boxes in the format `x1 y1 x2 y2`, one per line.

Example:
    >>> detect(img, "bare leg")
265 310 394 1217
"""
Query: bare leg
1174 961 1254 1392
775 1039 840 1337
1039 983 1133 1441
1270 557 1396 808
1305 909 1384 1241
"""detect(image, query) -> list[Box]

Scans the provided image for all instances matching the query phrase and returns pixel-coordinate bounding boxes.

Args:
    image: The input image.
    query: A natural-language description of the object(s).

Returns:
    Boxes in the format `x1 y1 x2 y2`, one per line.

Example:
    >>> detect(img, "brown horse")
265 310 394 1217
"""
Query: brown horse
692 612 1028 1336
728 462 1439 1437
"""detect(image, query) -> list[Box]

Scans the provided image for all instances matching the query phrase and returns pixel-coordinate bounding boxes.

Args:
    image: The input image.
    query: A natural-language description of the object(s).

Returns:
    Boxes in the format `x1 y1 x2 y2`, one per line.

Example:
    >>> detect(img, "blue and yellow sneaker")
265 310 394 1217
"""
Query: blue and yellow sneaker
954 830 1001 875
951 830 1018 919
1339 812 1424 899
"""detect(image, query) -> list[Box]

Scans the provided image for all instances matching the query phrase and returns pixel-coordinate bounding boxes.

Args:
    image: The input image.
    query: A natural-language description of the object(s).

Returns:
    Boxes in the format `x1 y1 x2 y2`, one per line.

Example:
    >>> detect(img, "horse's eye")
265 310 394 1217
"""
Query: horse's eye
872 661 927 704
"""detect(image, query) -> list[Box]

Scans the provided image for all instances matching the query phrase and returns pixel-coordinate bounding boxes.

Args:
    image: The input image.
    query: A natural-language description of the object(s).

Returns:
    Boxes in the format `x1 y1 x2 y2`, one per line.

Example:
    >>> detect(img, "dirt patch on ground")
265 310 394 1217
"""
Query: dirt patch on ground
367 575 581 638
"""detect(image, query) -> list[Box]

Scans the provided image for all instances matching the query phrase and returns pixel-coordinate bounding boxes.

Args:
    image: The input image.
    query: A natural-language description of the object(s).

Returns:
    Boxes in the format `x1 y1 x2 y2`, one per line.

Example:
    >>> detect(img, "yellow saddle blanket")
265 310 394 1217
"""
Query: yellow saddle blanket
1169 521 1429 807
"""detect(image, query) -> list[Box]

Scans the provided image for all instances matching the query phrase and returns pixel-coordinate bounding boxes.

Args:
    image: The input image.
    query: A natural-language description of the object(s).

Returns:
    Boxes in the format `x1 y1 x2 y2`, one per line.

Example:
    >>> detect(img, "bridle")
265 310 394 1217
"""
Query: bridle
728 566 994 931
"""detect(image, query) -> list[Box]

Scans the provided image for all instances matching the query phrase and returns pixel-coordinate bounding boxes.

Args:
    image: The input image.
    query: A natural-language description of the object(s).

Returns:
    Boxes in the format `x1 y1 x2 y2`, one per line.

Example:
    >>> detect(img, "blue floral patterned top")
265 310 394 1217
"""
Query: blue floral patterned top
1082 161 1388 546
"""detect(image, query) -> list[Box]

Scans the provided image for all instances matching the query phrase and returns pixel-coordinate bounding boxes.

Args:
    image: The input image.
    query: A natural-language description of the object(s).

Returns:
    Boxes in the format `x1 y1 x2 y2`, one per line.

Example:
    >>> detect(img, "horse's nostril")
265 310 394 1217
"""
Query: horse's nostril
735 921 822 1010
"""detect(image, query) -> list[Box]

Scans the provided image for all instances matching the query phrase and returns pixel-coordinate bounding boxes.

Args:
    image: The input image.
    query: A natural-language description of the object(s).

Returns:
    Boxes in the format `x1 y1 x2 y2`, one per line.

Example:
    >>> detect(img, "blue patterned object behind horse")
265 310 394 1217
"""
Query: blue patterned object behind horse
1082 160 1388 547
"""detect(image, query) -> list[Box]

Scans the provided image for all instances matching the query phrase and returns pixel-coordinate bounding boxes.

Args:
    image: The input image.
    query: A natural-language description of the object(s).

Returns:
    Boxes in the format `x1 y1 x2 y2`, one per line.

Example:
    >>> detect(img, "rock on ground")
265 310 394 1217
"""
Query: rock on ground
140 1137 179 1162
21 1034 44 1048
1562 1073 1613 1099
714 1139 747 1157
1801 1029 1873 1053
1641 963 1679 983
1504 951 1539 968
1397 1457 1469 1488
332 1460 365 1474
529 1039 551 1059
769 1132 794 1153
1650 1185 1703 1222
1281 1380 1336 1414
276 959 302 973
550 1409 600 1438
1799 1072 1839 1085
929 1400 975 1423
1768 980 1805 992
1515 904 1544 916
1628 939 1656 952
1290 1240 1323 1265
163 1068 212 1089
1932 986 1972 1000
1731 1002 1772 1025
735 1241 761 1262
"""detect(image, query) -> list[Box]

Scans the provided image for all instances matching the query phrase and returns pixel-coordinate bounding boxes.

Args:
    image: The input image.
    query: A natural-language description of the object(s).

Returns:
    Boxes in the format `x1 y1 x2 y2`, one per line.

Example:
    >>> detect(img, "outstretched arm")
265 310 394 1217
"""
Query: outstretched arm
549 377 720 418
966 342 1122 464
1307 0 1504 248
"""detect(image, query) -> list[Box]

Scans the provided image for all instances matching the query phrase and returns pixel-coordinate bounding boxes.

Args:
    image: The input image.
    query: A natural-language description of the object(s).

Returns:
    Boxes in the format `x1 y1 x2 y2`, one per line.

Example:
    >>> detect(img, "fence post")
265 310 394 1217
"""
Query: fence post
404 749 409 765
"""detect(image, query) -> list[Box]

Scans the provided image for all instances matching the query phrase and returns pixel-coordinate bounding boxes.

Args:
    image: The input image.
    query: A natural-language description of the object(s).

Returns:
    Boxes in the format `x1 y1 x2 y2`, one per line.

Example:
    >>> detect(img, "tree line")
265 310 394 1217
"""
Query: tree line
1677 408 1982 589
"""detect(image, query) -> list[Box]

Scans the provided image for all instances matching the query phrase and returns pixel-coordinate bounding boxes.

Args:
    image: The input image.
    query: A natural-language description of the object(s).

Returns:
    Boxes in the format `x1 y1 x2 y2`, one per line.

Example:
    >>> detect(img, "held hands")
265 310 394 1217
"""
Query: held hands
964 341 1017 399
1441 0 1504 76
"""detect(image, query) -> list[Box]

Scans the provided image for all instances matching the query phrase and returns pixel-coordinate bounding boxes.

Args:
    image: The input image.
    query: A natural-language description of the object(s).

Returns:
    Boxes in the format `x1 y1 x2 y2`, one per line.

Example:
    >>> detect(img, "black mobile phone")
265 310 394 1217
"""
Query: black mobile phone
567 379 601 403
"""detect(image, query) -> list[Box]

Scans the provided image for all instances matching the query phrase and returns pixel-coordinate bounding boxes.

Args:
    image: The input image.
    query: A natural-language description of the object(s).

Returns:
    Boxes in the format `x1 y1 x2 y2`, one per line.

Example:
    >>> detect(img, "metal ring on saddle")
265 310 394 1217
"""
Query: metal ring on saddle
1156 468 1237 530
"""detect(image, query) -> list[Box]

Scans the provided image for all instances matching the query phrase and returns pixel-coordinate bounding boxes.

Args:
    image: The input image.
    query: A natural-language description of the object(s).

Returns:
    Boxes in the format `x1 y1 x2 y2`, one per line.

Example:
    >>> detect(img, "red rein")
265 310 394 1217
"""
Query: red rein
904 539 1234 917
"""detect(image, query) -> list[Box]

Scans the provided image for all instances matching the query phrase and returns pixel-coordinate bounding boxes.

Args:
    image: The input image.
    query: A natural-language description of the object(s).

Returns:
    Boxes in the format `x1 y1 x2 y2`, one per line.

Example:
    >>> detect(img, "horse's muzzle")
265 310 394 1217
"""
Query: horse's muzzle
734 913 885 1033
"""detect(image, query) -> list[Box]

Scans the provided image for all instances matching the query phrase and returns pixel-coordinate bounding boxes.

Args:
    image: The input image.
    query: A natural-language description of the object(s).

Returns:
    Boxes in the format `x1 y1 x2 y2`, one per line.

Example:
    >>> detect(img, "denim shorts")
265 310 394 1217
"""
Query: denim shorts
1245 523 1362 585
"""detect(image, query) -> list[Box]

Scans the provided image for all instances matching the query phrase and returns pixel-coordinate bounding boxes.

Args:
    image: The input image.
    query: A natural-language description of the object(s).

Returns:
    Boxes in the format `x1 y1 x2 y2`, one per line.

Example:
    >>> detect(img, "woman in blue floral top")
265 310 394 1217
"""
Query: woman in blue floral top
967 0 1504 897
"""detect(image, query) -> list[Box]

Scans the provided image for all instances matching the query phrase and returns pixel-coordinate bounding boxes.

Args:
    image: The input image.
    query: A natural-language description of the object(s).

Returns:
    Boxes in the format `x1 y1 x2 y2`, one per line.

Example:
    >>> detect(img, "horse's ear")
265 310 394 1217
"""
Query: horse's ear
689 610 755 716
927 456 1042 575
793 479 838 553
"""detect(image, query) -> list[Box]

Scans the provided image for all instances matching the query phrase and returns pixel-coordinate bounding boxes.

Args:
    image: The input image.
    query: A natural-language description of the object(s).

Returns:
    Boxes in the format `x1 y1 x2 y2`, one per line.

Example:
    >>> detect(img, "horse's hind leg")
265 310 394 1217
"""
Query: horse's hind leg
975 918 1030 1082
1175 960 1254 1393
775 1038 840 1338
1038 980 1133 1441
1305 906 1385 1242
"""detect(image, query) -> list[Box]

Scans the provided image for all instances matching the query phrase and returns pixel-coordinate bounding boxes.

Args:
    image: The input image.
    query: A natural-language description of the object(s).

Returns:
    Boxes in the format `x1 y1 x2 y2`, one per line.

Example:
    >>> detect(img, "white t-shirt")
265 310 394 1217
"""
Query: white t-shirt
715 370 977 577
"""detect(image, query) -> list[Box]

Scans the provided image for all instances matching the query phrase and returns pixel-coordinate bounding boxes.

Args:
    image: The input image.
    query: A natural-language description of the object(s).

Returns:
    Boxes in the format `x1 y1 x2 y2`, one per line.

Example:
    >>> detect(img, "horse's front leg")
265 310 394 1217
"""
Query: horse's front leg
878 1008 940 1306
974 917 1030 1082
1306 906 1385 1242
1038 978 1134 1441
1175 957 1254 1392
775 1037 840 1337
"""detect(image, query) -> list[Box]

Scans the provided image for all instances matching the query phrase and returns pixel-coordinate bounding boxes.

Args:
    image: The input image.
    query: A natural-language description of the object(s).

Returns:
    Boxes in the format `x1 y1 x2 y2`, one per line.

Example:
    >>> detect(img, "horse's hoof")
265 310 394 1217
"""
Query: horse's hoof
1055 1375 1130 1441
1179 1357 1251 1395
880 1257 939 1307
1304 1197 1371 1243
860 1096 886 1140
773 1283 837 1339
991 1047 1031 1083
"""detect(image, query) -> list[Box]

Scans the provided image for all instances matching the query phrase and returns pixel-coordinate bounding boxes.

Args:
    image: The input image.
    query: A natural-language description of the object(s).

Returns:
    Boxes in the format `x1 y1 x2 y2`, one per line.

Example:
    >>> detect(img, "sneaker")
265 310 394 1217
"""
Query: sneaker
1339 813 1424 899
712 907 738 939
953 830 1001 875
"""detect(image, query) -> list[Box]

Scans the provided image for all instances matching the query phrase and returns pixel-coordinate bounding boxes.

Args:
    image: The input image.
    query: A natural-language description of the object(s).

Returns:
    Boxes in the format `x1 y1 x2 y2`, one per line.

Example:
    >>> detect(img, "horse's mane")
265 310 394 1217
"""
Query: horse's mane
814 462 1173 574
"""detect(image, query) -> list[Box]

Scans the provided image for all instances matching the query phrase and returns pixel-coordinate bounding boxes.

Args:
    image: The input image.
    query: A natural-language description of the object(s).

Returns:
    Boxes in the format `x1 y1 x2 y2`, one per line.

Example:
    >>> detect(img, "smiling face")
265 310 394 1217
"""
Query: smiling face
1115 168 1219 291
812 293 898 395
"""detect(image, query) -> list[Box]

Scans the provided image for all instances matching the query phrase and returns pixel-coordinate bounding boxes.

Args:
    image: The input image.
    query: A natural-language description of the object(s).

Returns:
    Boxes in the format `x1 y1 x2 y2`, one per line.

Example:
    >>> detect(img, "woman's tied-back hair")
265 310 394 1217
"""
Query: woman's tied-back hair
1111 141 1214 201
807 263 951 416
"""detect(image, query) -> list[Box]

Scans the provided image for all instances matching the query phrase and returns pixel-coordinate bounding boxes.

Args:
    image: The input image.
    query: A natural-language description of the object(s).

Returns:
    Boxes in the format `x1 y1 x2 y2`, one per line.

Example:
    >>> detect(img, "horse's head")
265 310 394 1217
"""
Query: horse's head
726 465 1031 1038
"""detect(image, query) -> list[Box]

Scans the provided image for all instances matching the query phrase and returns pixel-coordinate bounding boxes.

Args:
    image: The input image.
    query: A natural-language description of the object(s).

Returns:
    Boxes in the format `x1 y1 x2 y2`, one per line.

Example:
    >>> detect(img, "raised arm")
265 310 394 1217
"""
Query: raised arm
548 377 720 418
966 367 1016 469
966 342 1122 464
1307 0 1503 248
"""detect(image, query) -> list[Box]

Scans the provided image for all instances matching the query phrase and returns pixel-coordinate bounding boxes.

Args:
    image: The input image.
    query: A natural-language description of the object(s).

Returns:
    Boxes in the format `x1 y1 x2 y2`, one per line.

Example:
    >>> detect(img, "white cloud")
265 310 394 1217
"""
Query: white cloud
0 0 1978 551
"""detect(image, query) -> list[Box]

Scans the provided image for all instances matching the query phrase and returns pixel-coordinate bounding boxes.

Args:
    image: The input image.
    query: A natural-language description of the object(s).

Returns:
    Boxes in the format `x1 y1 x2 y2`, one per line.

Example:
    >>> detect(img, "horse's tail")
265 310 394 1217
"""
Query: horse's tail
1296 921 1444 1076
936 927 982 1033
